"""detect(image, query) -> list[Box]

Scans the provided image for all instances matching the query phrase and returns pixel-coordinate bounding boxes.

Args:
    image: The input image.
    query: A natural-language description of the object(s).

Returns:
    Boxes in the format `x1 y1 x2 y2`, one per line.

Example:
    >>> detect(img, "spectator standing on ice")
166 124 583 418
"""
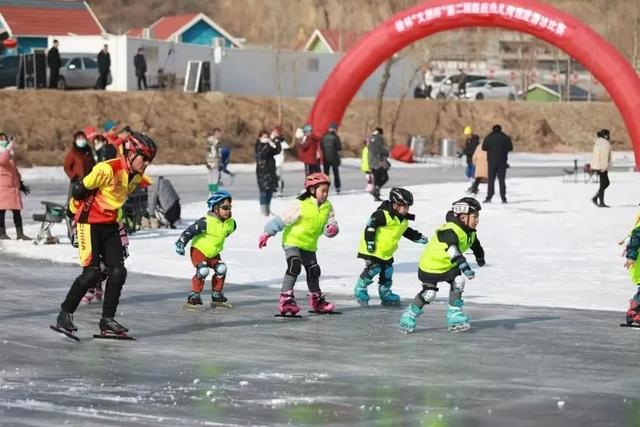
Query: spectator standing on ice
590 128 612 208
482 124 513 204
320 123 342 193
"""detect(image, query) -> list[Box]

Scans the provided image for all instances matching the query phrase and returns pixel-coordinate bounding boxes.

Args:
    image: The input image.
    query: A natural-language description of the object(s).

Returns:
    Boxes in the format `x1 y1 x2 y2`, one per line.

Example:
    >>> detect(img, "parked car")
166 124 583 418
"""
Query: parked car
433 73 486 99
56 53 110 89
463 79 518 101
0 55 19 88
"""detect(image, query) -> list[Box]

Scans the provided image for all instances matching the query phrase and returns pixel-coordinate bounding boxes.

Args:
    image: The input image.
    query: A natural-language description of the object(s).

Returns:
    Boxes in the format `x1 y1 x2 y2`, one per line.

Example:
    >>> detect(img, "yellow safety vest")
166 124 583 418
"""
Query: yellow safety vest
282 197 332 252
192 215 236 258
628 215 640 284
357 210 408 260
360 145 370 173
419 222 475 274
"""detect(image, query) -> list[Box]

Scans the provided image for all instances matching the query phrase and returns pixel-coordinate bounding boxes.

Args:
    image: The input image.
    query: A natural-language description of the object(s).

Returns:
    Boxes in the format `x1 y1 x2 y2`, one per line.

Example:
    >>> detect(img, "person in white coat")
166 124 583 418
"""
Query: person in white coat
590 128 612 208
271 126 289 197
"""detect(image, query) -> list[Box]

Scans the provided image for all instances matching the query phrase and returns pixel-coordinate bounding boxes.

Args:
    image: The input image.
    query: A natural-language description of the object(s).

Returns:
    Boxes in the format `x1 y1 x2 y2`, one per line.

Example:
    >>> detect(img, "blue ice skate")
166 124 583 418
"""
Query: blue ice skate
353 278 372 306
378 284 401 307
447 299 471 332
399 304 423 333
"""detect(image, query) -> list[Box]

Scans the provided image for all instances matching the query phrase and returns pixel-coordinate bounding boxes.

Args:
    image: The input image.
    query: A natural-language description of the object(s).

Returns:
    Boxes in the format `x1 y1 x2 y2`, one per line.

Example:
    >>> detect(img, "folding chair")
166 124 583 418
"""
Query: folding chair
32 201 68 245
583 163 599 184
562 159 579 183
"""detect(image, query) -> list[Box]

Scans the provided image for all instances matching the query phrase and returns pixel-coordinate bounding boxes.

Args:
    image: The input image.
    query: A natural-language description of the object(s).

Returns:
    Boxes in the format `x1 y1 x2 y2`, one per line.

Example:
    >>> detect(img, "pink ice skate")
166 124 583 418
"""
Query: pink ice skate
278 290 301 317
625 299 640 326
94 285 103 302
307 292 336 314
81 289 96 304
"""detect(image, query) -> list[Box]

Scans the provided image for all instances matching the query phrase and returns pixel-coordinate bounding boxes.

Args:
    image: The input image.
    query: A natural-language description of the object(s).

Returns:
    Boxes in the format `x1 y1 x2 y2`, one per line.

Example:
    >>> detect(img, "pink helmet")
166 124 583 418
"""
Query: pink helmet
304 172 330 189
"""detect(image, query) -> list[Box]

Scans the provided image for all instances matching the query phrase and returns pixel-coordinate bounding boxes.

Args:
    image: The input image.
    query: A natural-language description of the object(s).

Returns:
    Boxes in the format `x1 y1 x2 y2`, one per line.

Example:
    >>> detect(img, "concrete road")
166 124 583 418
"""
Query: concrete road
0 253 638 426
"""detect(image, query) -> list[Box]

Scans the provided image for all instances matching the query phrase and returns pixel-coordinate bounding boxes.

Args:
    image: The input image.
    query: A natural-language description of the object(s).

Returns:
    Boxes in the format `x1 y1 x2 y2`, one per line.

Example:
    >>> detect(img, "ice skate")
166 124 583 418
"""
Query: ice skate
399 304 423 333
50 311 79 341
184 292 204 311
378 284 401 307
95 317 135 340
447 299 471 333
353 278 372 306
275 290 302 318
210 291 232 309
94 285 103 302
623 298 640 327
81 288 96 304
308 292 340 314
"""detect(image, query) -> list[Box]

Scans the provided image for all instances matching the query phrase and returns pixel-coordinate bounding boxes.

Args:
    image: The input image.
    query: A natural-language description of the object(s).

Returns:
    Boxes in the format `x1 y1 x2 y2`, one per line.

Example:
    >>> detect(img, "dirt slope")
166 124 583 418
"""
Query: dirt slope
0 90 627 166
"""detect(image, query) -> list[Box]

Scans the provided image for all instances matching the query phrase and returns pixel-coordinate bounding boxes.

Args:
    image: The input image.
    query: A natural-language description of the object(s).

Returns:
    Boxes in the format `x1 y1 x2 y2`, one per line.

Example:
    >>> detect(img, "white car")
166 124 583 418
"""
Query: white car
463 79 518 101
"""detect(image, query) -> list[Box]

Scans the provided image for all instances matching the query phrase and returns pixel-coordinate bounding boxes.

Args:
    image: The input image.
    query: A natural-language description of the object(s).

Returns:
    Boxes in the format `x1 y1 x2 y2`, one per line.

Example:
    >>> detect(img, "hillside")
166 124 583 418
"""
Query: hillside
0 91 627 166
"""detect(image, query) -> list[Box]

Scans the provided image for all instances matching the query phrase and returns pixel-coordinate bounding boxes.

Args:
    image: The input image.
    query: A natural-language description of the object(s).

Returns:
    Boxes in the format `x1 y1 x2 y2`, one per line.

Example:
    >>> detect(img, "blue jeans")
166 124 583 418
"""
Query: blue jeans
465 164 476 179
259 190 273 206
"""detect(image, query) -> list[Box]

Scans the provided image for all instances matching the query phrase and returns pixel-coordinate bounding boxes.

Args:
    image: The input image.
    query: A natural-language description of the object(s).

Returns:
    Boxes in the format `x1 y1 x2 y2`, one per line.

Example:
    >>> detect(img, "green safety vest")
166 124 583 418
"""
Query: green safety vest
192 216 236 258
360 145 370 172
357 210 408 261
282 197 332 252
419 221 475 274
628 216 640 284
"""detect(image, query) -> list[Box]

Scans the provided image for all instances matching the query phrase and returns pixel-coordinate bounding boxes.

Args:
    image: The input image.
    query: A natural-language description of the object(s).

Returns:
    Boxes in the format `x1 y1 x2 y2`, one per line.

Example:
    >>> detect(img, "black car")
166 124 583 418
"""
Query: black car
0 55 19 88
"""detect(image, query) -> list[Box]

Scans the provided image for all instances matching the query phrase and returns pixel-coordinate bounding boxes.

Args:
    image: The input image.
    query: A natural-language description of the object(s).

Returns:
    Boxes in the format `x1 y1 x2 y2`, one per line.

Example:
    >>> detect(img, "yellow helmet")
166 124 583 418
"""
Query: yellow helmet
463 126 472 136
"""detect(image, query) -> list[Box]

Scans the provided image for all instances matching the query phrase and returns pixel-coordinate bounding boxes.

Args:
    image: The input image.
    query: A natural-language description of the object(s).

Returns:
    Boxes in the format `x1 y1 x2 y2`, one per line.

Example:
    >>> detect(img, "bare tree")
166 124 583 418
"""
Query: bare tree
390 65 422 144
375 58 395 125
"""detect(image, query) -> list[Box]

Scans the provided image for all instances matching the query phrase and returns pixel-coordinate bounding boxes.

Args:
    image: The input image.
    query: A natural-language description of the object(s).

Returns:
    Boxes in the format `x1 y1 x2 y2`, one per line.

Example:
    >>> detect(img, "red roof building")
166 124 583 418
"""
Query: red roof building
302 29 364 53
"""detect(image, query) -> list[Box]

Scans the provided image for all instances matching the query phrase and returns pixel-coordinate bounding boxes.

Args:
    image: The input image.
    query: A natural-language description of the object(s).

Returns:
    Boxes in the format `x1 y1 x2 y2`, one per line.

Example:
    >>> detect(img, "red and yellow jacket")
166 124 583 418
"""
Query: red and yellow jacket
69 157 151 224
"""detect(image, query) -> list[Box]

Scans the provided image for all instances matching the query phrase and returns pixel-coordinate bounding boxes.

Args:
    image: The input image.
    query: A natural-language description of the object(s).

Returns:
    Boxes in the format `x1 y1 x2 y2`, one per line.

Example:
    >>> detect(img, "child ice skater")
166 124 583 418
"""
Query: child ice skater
620 212 640 326
400 197 485 333
258 172 339 316
175 191 236 309
354 187 428 306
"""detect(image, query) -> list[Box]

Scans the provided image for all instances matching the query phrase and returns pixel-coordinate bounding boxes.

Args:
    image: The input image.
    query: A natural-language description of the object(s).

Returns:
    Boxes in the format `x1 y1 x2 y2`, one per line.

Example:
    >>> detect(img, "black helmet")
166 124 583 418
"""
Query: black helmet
597 128 610 140
389 187 413 206
452 197 481 215
125 132 157 161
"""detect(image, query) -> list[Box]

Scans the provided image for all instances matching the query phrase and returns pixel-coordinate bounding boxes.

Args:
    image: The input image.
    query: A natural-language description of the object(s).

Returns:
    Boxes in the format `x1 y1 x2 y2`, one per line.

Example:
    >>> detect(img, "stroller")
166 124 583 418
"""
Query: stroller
122 187 149 234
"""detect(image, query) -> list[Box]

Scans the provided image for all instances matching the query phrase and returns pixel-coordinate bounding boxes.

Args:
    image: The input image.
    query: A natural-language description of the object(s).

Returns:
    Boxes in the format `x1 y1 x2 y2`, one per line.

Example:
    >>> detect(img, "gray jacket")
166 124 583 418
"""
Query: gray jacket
368 133 389 170
148 176 180 214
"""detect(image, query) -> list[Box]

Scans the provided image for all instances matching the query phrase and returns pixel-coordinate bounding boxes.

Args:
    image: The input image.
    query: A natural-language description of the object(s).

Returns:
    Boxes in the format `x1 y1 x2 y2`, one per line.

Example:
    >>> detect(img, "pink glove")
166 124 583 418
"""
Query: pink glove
258 233 271 249
324 223 338 238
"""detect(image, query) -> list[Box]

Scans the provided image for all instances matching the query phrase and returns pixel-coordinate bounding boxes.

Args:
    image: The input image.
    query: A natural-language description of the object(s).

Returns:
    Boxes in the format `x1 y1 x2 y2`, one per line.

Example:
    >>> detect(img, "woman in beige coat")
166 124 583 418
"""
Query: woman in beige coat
468 143 488 195
590 128 612 208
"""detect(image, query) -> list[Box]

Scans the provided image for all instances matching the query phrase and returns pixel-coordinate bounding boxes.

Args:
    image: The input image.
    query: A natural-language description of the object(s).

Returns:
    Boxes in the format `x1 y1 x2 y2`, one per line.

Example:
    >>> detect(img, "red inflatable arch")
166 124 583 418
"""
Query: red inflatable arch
307 0 640 168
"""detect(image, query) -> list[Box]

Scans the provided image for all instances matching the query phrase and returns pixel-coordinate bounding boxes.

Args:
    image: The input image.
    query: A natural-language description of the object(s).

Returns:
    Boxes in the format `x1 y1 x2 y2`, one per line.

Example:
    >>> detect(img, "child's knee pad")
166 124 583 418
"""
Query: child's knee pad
453 275 465 292
419 285 439 304
195 262 210 280
307 263 321 280
213 262 227 277
286 256 302 277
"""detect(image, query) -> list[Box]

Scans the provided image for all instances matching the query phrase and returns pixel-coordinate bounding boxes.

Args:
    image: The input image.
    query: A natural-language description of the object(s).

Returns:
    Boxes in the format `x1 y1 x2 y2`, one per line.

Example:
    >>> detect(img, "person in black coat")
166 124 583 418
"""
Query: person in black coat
459 130 479 179
320 123 342 193
133 47 147 90
47 39 61 89
482 124 513 203
96 44 111 90
255 129 282 216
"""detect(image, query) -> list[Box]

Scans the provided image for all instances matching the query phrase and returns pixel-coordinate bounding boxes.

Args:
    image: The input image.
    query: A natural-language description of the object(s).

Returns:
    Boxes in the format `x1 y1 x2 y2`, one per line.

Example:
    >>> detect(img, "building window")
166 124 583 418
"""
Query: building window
307 58 319 71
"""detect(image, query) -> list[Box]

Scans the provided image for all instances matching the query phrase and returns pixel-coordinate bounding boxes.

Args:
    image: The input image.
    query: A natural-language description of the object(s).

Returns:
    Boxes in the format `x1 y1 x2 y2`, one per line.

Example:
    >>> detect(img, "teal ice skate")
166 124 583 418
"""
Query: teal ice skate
399 304 423 333
378 284 401 307
354 278 372 306
447 299 470 332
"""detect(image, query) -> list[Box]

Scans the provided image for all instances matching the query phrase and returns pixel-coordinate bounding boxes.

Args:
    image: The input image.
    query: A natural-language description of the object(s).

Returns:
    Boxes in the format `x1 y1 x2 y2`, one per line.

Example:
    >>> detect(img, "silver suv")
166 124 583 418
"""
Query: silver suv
56 53 110 89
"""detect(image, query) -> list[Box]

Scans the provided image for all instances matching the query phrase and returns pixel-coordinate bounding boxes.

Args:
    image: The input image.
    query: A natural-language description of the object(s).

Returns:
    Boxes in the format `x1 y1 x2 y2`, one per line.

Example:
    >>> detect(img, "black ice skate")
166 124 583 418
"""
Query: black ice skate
210 291 232 309
94 317 135 340
50 311 80 341
184 292 205 311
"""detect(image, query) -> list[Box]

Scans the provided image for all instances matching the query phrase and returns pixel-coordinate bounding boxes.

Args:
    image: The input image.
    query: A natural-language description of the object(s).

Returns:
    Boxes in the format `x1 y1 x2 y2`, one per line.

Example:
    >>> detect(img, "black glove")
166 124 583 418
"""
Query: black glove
71 180 87 200
19 180 30 195
477 258 486 267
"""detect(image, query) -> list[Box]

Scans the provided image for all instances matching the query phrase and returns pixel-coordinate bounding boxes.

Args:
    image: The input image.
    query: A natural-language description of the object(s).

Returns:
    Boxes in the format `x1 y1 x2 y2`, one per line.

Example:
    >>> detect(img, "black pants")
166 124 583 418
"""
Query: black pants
96 72 109 89
596 171 610 204
372 168 389 189
164 202 181 226
469 178 482 194
416 267 464 306
137 74 147 90
322 162 341 190
304 163 321 175
61 223 126 318
0 209 22 229
49 68 59 89
486 164 507 201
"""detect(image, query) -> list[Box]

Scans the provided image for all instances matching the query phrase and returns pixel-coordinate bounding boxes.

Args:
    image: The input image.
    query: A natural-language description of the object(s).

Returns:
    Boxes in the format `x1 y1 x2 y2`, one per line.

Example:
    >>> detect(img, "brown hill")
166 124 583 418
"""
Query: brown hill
0 91 627 166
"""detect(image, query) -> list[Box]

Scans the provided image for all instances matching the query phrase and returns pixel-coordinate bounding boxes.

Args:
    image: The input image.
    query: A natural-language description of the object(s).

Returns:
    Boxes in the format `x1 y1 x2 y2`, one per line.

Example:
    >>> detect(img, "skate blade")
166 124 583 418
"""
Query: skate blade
183 303 205 312
93 333 136 341
210 302 232 309
448 323 471 333
620 323 640 328
50 325 80 342
354 298 369 307
308 310 342 315
274 313 303 319
380 301 402 307
399 326 415 334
